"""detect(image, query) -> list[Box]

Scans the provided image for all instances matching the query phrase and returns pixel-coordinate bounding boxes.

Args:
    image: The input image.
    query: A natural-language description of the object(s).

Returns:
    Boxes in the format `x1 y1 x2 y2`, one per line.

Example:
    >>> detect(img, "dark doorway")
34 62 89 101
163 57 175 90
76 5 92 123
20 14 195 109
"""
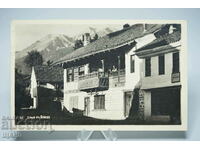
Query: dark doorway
151 87 181 124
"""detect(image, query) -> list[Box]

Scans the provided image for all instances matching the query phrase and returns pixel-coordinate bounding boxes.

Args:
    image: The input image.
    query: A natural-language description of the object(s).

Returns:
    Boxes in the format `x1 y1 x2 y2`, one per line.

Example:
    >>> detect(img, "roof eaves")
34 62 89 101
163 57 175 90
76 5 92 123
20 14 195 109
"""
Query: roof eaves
54 39 136 65
53 24 165 65
136 43 181 58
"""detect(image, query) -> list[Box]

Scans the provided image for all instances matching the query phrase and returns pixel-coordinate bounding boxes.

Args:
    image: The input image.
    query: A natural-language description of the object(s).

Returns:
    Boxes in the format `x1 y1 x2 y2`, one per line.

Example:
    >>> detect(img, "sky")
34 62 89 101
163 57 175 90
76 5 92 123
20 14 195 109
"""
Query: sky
14 23 124 51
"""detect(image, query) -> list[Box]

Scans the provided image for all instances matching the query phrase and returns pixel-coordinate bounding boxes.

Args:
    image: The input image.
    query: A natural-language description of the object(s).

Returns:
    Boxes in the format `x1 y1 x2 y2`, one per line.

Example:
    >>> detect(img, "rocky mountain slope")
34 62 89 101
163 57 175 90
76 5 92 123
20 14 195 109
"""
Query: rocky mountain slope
15 27 115 75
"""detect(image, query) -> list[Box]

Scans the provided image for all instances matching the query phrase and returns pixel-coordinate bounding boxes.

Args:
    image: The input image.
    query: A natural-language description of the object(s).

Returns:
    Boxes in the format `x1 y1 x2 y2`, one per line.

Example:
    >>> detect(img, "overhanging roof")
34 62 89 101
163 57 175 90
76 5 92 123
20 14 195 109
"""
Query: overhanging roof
34 66 63 83
136 31 181 53
54 24 164 65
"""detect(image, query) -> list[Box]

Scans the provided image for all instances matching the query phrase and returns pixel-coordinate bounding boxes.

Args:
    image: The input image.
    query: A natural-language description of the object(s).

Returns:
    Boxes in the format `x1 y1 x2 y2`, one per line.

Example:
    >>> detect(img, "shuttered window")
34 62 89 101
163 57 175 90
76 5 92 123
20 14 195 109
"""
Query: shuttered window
145 57 151 77
158 55 165 75
130 55 135 73
78 65 85 76
74 67 79 81
172 52 180 73
67 68 74 82
94 95 105 110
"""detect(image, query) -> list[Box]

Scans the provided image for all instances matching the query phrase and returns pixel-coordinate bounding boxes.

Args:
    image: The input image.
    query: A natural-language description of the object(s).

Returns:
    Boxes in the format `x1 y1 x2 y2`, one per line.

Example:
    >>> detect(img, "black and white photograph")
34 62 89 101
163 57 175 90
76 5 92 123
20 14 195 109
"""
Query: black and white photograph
11 20 187 131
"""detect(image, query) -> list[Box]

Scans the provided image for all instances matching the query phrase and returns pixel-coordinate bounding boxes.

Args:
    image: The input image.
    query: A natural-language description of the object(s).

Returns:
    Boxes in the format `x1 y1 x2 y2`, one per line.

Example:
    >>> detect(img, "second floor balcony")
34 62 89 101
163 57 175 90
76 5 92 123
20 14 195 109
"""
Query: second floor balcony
66 51 126 92
78 69 125 92
78 72 109 92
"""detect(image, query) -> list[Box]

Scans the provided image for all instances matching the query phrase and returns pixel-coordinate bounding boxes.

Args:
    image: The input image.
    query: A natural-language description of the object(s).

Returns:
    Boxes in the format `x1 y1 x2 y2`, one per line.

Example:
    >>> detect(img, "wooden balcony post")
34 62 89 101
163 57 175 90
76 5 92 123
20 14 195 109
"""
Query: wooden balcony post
118 55 121 82
64 68 67 83
101 59 105 74
63 63 68 83
85 63 89 74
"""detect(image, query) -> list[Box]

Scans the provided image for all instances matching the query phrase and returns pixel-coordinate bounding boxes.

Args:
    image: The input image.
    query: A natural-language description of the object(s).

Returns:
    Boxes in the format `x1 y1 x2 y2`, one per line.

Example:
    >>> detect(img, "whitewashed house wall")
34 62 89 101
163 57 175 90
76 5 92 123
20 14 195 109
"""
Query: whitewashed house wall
62 28 163 120
139 41 182 120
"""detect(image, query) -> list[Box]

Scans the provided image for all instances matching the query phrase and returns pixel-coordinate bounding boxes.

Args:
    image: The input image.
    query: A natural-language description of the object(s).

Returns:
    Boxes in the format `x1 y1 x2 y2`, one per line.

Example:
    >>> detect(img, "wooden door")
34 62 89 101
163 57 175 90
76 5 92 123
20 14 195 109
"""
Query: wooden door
124 92 133 117
84 97 90 116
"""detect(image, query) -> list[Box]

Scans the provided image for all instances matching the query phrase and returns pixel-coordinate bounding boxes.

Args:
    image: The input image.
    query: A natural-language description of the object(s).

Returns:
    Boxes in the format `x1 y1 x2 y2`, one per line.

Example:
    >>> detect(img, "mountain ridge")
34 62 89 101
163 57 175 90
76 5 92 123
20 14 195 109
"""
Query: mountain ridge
15 27 115 75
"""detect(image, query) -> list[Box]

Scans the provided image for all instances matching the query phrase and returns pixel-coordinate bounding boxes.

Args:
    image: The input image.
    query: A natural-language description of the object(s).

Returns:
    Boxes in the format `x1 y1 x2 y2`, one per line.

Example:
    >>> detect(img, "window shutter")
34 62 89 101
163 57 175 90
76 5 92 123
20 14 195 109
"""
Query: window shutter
159 55 165 75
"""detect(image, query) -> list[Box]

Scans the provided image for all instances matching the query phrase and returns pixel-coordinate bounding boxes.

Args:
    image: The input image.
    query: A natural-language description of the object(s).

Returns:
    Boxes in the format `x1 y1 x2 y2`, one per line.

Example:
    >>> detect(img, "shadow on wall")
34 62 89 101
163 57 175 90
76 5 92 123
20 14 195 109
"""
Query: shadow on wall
128 88 140 120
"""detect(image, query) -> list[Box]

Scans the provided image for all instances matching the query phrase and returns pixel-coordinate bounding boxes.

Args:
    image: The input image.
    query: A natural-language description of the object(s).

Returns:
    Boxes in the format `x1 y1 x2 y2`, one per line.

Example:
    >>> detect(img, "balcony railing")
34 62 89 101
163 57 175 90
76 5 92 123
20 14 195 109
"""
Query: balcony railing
78 72 109 92
109 69 126 87
78 69 126 91
109 69 125 77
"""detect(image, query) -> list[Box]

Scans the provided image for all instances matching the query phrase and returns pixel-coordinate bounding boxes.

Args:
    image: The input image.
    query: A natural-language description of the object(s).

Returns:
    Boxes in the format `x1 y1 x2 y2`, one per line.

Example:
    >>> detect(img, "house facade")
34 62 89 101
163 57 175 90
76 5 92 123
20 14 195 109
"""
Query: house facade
30 65 63 109
135 24 182 123
55 24 166 120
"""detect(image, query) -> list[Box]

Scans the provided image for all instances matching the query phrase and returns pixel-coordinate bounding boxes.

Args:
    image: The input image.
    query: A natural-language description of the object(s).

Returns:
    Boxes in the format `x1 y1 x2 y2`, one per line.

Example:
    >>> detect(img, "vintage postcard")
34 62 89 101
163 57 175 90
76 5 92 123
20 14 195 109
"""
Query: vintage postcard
11 20 187 131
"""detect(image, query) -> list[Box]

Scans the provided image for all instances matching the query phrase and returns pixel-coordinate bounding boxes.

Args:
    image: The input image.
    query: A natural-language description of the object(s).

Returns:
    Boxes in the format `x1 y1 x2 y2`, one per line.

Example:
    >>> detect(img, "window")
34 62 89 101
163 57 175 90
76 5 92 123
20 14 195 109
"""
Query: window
130 55 135 73
67 68 74 82
158 55 165 75
73 67 79 81
78 65 85 76
94 95 105 110
172 52 180 73
145 57 151 77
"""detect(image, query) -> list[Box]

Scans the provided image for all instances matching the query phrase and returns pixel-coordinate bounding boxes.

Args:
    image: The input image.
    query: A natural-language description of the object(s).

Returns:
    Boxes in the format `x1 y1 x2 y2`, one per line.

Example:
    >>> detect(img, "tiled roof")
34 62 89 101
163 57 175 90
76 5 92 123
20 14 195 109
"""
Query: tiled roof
136 31 181 52
54 24 164 64
34 66 63 83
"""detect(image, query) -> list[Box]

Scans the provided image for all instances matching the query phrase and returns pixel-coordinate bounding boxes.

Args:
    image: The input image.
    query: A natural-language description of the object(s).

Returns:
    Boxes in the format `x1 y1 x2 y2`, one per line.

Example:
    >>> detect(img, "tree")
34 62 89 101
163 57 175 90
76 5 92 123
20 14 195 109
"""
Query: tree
91 33 98 42
47 60 53 66
74 40 83 49
123 24 130 29
15 69 32 116
24 50 43 68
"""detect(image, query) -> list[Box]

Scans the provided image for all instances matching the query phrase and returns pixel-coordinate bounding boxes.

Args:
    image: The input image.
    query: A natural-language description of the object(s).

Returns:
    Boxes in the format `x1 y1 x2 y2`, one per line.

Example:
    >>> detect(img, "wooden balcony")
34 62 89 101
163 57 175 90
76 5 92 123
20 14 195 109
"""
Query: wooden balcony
78 72 109 92
109 69 126 88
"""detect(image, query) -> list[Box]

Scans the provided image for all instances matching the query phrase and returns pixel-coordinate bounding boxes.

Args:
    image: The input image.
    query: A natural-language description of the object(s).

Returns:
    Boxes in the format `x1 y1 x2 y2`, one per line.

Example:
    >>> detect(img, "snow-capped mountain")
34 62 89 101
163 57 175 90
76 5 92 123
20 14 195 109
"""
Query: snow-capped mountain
88 27 114 37
16 34 74 59
15 27 116 74
73 27 114 40
16 27 114 59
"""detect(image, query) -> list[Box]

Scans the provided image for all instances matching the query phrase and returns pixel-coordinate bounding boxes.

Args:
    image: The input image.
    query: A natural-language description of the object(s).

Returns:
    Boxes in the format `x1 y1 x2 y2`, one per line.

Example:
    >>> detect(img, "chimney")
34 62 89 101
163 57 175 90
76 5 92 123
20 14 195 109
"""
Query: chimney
82 33 91 46
169 25 176 34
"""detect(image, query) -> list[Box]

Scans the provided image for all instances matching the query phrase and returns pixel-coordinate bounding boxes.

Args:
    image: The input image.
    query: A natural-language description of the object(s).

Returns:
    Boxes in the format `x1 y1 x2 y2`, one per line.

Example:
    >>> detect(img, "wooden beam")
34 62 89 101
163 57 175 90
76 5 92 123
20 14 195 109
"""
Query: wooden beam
118 55 121 82
101 59 105 73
